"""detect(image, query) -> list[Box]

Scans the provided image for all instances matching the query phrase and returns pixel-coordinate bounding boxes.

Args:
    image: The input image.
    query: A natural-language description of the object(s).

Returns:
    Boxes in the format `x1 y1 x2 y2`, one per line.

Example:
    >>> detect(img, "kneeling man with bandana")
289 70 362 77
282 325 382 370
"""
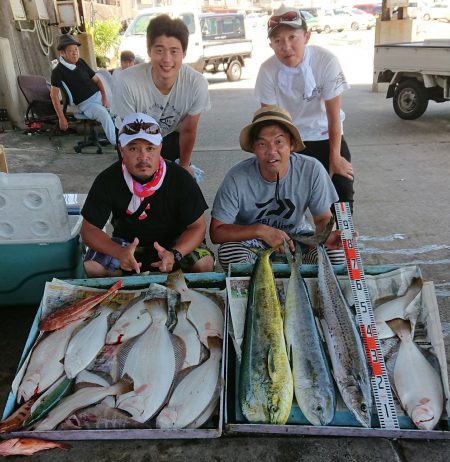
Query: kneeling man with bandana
81 112 214 277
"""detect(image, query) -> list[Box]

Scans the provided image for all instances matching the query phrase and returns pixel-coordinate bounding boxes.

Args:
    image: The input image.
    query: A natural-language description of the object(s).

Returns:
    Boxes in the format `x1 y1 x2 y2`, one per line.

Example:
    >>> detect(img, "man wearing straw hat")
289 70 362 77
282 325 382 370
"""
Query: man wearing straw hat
210 106 343 271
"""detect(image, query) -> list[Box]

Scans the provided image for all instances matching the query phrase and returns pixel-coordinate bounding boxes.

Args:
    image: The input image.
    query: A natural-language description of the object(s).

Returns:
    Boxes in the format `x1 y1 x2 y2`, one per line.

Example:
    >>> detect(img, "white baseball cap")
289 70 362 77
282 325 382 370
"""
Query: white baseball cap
118 113 163 147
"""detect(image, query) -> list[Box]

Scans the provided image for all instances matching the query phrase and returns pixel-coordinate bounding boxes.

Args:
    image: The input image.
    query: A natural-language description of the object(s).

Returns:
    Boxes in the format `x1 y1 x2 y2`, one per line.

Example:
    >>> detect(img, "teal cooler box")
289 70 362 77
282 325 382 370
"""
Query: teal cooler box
0 173 84 306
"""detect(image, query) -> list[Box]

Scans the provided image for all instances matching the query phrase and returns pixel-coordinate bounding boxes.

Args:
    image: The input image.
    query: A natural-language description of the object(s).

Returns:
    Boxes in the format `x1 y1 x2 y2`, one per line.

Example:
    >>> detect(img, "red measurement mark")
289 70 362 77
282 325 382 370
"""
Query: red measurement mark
342 240 361 279
360 325 382 376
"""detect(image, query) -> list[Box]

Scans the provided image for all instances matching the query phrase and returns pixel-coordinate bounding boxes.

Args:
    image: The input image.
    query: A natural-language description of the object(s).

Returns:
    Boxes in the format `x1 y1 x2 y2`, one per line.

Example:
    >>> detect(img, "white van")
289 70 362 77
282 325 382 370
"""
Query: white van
119 8 204 71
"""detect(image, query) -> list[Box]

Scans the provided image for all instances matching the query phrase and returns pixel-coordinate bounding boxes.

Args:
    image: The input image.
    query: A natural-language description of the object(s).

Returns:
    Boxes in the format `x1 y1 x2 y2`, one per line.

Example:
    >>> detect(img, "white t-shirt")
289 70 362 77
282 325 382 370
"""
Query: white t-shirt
111 63 211 134
255 45 349 141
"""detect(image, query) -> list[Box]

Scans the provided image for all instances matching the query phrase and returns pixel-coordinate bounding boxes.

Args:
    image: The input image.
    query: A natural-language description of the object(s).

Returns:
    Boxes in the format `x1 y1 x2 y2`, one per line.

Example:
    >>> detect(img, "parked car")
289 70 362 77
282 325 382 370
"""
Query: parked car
300 7 346 33
422 3 450 21
352 3 382 17
299 9 320 32
335 7 376 30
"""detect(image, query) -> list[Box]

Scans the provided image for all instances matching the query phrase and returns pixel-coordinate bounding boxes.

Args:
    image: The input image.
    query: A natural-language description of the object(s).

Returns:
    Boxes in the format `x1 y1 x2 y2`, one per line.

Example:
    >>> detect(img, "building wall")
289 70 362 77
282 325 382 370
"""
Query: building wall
0 0 61 125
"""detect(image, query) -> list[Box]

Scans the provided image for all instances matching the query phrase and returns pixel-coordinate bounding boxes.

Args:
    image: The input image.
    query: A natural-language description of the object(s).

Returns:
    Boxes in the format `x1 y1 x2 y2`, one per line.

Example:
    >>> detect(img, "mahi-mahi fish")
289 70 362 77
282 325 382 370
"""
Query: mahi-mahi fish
293 218 372 427
239 249 293 424
284 242 335 426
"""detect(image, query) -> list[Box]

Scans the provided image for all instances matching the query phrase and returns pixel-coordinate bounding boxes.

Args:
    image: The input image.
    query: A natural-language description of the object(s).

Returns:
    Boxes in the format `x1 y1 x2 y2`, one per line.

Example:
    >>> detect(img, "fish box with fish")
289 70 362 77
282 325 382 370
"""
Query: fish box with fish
225 263 450 439
1 271 227 440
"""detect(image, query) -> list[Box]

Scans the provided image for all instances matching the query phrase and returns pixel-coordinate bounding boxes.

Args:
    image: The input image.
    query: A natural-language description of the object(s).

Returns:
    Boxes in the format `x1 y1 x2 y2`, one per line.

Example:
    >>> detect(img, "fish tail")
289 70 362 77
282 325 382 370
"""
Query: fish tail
292 216 335 246
110 375 134 395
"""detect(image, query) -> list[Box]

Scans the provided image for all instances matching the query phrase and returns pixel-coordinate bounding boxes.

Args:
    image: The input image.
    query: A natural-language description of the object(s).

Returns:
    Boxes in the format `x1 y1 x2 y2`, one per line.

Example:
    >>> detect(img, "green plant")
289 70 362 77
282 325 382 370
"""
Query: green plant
86 18 122 66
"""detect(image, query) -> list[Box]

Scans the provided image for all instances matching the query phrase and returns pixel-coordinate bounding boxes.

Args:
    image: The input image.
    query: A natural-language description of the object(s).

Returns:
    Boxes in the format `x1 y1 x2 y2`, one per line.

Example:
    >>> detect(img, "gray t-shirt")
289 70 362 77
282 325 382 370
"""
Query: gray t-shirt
111 62 211 134
212 153 338 234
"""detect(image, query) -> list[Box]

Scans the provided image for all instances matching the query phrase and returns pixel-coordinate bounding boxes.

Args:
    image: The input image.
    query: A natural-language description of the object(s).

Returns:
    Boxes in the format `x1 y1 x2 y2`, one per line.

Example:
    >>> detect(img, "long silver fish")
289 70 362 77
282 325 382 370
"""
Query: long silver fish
293 218 372 427
284 243 335 426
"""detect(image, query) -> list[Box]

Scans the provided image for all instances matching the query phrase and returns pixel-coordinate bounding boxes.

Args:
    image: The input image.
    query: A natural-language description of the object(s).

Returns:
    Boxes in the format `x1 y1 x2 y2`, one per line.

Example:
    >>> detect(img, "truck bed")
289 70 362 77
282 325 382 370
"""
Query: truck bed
374 39 450 76
203 39 252 60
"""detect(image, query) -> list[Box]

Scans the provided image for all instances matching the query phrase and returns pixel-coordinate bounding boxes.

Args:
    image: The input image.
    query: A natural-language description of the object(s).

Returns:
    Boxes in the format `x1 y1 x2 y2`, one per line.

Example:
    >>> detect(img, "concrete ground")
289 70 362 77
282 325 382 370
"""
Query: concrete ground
1 25 450 460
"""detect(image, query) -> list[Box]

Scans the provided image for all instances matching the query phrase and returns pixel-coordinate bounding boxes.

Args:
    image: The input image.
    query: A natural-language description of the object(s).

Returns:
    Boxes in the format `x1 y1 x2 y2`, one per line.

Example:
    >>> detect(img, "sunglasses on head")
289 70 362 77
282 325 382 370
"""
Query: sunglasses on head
268 11 303 29
121 120 160 135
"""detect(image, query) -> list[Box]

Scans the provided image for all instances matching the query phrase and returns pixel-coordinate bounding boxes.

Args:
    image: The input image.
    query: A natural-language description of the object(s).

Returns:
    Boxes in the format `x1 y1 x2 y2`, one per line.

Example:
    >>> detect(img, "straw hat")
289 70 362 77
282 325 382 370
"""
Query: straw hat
239 105 305 153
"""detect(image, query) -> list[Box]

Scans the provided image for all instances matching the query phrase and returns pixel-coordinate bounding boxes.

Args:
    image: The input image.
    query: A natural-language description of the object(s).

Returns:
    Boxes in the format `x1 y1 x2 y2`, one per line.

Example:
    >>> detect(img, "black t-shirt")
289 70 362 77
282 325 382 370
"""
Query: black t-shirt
81 161 208 265
51 58 98 105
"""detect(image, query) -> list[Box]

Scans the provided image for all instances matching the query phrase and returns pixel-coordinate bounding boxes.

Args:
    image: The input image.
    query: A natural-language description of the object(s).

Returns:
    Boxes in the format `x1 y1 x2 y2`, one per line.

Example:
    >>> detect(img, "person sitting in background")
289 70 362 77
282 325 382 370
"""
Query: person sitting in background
80 112 214 277
50 34 116 145
255 6 354 212
210 106 344 272
111 14 210 176
112 50 136 88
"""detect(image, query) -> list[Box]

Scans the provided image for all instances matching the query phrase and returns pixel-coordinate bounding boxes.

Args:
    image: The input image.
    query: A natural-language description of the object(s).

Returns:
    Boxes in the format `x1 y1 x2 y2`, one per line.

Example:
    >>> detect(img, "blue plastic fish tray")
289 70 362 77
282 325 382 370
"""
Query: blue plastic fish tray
2 272 227 440
224 264 450 440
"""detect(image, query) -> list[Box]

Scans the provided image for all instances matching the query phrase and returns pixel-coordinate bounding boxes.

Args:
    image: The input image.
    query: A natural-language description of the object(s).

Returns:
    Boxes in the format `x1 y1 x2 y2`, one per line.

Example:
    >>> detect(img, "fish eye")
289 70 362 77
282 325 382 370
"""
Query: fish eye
361 403 367 412
316 405 322 412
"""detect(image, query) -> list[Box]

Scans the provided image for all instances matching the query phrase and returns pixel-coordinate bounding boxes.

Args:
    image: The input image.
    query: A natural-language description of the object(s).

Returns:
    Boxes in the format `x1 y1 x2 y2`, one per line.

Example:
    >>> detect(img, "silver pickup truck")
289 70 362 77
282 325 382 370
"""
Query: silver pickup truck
373 39 450 119
119 9 253 82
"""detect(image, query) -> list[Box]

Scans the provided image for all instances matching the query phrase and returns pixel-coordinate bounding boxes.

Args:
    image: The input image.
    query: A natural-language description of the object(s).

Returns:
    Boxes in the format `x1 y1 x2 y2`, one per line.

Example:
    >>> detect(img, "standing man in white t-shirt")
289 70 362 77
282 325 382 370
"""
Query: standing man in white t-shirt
111 15 210 175
255 6 354 211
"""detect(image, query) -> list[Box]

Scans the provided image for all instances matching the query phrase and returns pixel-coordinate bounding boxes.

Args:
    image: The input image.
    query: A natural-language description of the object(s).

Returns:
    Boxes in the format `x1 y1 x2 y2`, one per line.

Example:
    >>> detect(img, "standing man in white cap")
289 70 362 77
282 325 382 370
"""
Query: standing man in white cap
255 6 354 212
50 34 116 145
80 112 214 277
210 105 342 272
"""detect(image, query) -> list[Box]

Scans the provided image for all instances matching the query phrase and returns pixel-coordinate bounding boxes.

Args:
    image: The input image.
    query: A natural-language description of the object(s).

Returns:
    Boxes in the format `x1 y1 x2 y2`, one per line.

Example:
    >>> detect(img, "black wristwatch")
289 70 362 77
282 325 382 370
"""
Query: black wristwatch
171 248 183 270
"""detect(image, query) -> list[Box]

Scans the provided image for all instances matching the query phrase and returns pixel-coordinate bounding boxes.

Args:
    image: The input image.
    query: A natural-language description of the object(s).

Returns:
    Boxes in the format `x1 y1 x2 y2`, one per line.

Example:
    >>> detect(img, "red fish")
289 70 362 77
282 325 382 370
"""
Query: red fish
0 397 36 433
0 438 70 456
39 280 123 332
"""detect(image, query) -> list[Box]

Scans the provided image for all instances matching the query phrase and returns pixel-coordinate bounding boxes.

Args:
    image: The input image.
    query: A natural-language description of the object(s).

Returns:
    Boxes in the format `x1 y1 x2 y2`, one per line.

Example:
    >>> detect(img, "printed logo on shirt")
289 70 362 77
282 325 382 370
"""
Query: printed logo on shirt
255 198 296 220
303 86 320 102
334 72 347 91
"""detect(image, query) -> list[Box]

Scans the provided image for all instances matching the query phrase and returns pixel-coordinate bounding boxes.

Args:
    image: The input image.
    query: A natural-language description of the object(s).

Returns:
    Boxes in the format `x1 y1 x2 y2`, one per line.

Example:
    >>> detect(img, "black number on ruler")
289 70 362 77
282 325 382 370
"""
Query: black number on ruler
360 301 367 313
376 375 385 389
355 280 363 290
346 239 354 249
383 403 392 418
351 259 358 270
342 219 350 230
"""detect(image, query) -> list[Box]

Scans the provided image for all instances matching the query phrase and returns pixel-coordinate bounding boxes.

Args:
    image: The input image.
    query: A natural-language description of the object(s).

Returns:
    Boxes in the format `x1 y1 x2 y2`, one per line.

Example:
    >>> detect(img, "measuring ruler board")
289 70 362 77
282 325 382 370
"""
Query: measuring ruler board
335 202 399 430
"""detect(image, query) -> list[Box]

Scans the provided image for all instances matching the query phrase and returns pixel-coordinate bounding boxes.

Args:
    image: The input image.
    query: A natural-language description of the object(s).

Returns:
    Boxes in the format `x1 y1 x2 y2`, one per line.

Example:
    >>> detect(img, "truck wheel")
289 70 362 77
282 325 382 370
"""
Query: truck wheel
351 22 359 31
423 13 430 20
393 80 429 120
226 60 242 82
324 25 331 33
